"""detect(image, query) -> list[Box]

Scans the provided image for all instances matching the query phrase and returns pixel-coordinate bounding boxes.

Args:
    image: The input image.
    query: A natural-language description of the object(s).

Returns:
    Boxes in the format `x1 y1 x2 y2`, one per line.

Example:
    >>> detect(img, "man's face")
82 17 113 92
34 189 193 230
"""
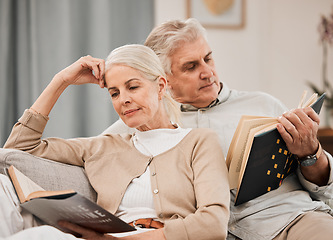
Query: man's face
167 36 220 108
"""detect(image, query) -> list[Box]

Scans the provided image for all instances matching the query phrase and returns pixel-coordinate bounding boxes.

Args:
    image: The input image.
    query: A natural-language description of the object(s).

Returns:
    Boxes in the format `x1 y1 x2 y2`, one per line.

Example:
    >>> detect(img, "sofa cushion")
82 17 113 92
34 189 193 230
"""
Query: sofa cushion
0 148 97 202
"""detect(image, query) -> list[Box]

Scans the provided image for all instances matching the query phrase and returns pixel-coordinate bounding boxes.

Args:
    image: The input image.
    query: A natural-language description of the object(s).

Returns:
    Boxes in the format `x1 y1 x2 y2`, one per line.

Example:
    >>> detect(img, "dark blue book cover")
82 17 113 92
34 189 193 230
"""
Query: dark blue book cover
235 93 326 206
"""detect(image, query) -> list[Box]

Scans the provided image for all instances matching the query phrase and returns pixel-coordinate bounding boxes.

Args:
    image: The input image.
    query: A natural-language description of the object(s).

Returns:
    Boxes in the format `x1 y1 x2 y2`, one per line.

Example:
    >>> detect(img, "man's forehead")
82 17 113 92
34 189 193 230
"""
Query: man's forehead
172 40 211 62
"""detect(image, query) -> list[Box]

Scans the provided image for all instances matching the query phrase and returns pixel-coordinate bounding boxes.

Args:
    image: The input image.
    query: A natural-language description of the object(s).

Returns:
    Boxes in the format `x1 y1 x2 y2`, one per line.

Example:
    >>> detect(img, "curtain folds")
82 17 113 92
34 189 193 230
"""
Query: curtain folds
0 0 154 146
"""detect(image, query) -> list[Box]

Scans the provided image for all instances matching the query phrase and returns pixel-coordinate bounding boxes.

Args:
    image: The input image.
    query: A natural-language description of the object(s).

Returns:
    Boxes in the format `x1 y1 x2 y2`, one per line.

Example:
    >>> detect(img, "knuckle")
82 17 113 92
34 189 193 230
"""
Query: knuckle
285 125 295 133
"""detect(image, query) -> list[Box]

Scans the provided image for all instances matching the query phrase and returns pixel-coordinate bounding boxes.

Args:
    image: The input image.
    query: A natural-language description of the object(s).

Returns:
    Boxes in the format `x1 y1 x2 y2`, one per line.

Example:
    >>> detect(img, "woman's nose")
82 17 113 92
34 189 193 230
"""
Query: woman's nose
120 93 131 105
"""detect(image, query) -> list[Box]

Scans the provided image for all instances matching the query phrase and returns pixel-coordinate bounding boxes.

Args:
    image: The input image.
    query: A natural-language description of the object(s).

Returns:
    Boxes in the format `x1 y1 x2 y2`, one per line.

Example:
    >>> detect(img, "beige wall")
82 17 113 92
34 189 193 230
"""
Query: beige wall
154 0 333 112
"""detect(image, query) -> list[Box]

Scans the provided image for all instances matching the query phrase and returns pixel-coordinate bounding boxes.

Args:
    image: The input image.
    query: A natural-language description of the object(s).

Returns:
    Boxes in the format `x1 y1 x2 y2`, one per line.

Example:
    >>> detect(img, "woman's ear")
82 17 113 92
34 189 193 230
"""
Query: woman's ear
158 76 167 100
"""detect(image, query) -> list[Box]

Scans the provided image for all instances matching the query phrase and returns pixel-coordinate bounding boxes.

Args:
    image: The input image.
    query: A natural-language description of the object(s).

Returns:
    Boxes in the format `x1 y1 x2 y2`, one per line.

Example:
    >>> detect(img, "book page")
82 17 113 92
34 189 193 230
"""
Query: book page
226 115 273 168
228 118 277 189
8 166 75 203
303 93 318 107
27 190 75 202
8 166 45 203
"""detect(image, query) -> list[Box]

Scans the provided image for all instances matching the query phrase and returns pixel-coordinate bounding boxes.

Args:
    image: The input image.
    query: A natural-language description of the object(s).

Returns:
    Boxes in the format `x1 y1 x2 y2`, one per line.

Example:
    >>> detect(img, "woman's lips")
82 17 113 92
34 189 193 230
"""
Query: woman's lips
123 108 139 116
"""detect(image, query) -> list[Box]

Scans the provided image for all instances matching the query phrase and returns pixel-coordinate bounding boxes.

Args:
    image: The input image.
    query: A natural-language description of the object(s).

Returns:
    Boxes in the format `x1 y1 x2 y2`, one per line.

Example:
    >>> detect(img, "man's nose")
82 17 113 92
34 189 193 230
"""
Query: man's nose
200 63 213 80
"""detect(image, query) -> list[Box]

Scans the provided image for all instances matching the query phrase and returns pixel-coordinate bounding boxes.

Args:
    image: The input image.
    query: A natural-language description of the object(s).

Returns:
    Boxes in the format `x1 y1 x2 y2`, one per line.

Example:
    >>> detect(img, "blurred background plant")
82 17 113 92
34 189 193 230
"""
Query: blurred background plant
308 6 333 127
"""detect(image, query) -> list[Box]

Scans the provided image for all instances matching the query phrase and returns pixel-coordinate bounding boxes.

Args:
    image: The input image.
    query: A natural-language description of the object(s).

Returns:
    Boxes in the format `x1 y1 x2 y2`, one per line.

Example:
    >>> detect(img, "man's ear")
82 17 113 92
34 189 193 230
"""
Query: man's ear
165 73 171 83
165 73 173 90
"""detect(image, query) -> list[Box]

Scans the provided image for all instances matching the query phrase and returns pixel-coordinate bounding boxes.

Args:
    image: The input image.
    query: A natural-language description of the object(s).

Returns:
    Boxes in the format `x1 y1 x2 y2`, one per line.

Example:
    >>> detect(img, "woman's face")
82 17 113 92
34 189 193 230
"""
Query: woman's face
105 65 166 131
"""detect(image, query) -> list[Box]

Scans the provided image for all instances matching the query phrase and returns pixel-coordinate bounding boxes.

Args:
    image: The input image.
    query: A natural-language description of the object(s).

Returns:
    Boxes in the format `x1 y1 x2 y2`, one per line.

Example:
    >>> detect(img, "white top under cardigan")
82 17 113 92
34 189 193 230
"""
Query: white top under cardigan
115 126 192 224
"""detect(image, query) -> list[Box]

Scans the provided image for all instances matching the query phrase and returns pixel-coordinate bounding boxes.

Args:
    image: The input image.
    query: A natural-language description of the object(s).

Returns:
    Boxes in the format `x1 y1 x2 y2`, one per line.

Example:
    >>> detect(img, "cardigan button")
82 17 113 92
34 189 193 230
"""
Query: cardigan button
153 189 159 194
152 172 156 176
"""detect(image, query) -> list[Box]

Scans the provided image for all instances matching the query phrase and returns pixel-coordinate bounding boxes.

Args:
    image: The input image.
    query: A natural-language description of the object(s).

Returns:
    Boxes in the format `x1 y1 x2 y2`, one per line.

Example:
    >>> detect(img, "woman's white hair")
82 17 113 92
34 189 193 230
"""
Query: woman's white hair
105 44 180 124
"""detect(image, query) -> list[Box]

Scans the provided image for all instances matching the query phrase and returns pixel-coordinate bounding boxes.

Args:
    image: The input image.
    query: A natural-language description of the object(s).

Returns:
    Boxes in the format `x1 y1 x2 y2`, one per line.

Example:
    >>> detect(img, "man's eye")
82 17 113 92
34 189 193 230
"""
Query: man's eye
186 64 196 71
111 92 119 98
129 86 139 90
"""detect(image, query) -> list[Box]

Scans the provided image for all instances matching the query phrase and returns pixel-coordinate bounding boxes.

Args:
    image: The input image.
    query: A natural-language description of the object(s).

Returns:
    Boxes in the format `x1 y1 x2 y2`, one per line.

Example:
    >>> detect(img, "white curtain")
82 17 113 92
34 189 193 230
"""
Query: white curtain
0 0 154 146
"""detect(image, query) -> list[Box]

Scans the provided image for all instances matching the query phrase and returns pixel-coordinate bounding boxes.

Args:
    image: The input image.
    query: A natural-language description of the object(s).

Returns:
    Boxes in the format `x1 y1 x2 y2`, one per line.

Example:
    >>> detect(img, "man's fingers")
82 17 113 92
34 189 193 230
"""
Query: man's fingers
303 107 320 125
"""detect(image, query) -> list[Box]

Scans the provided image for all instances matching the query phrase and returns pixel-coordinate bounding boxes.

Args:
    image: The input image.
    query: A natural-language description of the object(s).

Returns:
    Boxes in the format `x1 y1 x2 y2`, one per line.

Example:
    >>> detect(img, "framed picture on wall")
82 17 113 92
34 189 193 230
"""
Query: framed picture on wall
186 0 246 29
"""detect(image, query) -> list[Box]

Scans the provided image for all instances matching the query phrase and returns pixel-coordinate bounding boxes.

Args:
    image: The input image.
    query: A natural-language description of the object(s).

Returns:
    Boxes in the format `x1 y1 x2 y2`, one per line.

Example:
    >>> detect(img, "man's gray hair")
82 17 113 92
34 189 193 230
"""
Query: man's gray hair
145 18 207 75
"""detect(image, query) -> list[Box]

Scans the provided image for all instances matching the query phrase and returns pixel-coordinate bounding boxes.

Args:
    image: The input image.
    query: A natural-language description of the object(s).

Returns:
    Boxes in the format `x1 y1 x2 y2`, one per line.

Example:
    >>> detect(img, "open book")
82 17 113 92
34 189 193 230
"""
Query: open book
6 165 135 233
226 92 326 206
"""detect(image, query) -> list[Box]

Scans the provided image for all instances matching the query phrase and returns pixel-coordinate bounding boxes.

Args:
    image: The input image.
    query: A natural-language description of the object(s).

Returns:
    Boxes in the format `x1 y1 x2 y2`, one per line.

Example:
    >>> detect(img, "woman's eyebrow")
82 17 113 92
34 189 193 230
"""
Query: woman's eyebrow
107 78 140 91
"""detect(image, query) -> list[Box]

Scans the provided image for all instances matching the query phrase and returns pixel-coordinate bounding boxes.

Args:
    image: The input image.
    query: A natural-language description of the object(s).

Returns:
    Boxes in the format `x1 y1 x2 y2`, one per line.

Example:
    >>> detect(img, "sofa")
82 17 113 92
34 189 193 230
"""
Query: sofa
0 148 97 202
1 147 332 237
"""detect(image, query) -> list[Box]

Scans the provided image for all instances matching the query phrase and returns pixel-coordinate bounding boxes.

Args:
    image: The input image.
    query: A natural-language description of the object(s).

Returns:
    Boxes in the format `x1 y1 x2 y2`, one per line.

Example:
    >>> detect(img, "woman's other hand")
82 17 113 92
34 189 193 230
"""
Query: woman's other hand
58 221 118 240
55 55 106 88
58 220 166 240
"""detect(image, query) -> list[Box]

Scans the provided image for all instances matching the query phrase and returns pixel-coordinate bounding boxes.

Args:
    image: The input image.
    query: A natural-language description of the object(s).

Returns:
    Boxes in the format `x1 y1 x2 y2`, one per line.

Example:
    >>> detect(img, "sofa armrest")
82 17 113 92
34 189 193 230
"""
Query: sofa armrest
0 148 97 202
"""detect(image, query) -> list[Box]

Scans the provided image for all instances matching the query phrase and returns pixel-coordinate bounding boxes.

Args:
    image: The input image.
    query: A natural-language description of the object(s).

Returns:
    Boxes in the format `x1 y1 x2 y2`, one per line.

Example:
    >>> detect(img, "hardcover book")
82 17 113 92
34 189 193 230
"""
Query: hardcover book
6 165 135 234
226 92 326 206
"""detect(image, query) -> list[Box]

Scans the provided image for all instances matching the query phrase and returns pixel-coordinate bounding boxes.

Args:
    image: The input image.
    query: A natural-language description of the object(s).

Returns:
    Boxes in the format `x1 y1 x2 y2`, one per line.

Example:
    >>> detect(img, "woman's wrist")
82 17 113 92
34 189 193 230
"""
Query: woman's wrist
29 75 69 116
29 107 41 115
52 73 71 88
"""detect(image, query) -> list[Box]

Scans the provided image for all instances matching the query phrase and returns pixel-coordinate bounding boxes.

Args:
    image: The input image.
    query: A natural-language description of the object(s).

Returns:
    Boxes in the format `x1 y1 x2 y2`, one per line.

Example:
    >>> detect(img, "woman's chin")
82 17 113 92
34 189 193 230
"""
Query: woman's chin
123 120 140 129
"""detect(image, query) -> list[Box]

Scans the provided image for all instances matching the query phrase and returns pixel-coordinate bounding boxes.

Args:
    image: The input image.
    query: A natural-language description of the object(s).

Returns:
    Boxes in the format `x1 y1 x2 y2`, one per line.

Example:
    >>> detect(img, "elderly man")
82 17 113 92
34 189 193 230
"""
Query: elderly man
103 18 333 240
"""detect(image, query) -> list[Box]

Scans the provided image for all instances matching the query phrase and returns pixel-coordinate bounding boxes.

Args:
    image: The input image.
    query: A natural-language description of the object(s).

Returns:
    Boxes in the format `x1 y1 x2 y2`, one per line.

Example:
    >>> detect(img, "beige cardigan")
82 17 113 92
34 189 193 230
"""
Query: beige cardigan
4 110 230 240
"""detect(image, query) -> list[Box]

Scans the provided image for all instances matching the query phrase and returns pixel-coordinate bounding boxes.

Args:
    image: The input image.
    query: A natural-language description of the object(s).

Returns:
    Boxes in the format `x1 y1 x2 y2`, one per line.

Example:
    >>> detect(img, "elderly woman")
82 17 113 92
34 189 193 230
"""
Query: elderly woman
3 44 230 240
